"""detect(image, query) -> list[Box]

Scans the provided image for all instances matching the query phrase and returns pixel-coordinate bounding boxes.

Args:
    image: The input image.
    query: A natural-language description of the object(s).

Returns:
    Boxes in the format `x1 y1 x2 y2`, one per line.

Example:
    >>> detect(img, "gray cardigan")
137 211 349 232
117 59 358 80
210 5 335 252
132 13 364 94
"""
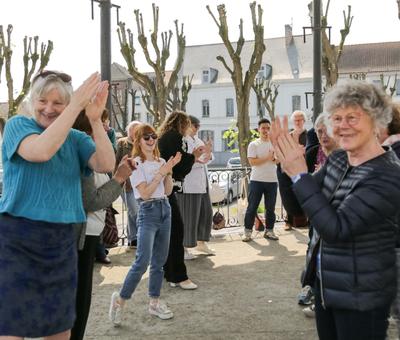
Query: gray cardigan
75 174 123 250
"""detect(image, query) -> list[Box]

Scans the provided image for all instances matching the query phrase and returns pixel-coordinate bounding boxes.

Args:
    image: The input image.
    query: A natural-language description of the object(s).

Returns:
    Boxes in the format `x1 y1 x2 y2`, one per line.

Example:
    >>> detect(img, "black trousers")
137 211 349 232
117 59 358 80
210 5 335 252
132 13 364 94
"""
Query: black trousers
163 193 188 283
70 235 99 340
314 280 390 340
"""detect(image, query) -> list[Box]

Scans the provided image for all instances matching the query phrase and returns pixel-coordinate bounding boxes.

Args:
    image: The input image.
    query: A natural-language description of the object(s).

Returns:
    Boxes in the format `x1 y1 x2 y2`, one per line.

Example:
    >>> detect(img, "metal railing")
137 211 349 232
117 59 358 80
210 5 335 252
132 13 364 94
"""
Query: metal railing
208 167 285 228
115 166 286 244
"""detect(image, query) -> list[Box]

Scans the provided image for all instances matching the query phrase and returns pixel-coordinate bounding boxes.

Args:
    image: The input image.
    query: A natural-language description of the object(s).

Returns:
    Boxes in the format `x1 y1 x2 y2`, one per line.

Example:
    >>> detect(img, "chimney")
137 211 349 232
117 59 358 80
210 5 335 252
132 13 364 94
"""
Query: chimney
285 24 293 46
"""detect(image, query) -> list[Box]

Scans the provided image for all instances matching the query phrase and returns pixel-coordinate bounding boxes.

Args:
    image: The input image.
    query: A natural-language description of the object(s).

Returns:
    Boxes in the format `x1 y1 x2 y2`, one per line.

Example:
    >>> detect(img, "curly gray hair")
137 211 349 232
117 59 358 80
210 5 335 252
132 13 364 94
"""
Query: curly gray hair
323 80 392 129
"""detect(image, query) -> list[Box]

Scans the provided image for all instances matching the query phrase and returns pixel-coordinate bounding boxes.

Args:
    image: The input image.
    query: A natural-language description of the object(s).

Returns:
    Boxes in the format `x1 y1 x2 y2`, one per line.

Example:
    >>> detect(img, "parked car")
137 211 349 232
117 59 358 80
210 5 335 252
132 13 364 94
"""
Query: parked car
209 170 241 204
226 157 242 169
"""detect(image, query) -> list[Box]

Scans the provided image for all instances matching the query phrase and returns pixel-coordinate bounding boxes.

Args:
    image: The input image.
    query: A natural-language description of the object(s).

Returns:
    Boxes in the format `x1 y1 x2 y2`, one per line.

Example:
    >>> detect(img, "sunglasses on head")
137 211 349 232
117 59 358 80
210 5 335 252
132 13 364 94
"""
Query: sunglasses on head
143 133 158 141
32 70 72 85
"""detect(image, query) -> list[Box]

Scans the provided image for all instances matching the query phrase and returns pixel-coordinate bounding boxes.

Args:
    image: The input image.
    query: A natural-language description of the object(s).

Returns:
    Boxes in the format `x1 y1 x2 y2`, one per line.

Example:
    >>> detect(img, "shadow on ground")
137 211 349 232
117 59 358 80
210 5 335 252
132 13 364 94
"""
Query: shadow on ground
84 224 398 340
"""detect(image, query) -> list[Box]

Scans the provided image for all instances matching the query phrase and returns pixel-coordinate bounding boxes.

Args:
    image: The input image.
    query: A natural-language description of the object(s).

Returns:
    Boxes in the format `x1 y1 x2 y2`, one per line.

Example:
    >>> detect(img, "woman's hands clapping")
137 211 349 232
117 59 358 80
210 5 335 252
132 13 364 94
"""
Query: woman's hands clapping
70 72 109 121
85 81 109 122
270 116 307 177
159 152 182 176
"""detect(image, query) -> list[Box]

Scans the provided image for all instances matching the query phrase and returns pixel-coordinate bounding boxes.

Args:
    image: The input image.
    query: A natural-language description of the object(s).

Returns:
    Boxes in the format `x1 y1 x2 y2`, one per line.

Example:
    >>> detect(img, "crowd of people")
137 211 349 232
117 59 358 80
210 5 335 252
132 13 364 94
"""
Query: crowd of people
0 69 399 340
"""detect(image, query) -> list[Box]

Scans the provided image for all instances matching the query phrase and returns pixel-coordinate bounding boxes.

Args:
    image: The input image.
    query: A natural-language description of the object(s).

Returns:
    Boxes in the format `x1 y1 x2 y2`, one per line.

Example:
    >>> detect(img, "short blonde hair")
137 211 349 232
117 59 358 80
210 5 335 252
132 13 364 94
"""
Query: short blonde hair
29 73 73 108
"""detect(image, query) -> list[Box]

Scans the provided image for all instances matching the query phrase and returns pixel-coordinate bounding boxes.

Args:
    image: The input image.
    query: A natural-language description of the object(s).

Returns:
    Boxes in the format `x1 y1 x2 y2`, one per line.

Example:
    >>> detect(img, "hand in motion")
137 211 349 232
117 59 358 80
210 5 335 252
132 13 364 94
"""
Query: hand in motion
270 116 307 177
70 72 102 110
198 140 213 164
192 145 205 162
85 81 109 122
160 152 182 175
113 155 136 184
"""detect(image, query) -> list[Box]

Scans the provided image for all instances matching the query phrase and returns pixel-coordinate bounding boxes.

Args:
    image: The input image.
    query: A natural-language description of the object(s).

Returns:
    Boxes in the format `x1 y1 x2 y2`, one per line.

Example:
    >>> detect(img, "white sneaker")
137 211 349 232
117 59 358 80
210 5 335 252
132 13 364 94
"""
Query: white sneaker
184 248 196 260
109 291 124 326
196 242 216 255
242 229 252 242
169 280 198 290
303 304 315 318
149 300 174 320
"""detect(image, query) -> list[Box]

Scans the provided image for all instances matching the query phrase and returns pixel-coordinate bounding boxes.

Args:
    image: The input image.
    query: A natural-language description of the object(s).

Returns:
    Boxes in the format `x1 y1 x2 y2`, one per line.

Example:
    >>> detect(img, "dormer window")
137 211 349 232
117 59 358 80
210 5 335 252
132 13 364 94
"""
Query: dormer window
257 64 272 80
202 70 210 83
202 68 218 84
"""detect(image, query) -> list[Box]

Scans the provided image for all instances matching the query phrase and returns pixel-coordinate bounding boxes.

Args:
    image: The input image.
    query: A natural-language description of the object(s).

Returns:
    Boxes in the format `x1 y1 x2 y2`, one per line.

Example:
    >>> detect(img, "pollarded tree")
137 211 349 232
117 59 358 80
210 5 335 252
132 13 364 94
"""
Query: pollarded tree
252 78 279 121
207 2 265 166
167 74 193 112
0 24 53 117
379 73 397 97
110 84 137 136
117 4 186 126
308 0 353 89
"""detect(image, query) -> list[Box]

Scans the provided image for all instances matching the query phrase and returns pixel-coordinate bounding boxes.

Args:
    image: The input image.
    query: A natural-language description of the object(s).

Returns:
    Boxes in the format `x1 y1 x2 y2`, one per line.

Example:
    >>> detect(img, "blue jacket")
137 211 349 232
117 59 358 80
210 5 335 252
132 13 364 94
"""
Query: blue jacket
294 149 400 311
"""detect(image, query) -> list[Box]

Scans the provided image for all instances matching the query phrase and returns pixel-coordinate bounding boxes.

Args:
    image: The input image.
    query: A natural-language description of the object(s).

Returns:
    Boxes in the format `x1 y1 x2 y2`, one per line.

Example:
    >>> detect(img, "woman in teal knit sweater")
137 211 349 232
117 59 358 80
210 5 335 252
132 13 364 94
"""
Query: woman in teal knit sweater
0 70 115 339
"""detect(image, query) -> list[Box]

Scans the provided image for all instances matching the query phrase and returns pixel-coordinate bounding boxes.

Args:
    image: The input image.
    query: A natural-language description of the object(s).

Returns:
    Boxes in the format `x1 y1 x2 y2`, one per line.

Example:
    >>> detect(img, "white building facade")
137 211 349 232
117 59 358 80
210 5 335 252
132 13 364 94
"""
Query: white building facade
113 28 400 165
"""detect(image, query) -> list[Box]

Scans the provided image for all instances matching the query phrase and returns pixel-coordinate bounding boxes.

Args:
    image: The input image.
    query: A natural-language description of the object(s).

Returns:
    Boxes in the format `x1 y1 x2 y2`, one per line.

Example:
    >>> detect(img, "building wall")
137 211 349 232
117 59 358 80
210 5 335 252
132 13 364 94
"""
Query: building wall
185 78 314 165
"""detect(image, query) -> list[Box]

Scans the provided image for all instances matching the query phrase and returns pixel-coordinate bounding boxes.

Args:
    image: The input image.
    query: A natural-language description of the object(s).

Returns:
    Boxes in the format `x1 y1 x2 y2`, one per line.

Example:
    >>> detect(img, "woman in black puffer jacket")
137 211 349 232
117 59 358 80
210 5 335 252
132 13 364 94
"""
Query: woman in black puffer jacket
271 80 400 340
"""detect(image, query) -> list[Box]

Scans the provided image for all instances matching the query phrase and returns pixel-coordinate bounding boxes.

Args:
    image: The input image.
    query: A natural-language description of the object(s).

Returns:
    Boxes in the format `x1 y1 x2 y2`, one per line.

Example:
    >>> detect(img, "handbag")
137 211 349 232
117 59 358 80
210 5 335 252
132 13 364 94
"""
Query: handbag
254 214 265 232
102 205 119 247
237 176 249 226
212 210 226 230
209 181 225 204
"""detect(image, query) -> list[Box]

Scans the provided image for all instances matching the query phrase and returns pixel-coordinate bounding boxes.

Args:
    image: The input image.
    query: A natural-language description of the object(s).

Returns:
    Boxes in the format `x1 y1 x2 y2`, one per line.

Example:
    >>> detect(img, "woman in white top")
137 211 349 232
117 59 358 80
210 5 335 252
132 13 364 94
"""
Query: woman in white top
109 124 181 325
176 115 215 258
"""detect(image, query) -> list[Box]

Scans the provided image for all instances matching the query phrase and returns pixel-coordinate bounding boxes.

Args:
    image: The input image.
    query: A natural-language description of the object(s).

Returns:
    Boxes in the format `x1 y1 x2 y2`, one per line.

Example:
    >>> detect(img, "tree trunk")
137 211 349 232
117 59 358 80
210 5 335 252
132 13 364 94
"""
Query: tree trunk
236 92 251 167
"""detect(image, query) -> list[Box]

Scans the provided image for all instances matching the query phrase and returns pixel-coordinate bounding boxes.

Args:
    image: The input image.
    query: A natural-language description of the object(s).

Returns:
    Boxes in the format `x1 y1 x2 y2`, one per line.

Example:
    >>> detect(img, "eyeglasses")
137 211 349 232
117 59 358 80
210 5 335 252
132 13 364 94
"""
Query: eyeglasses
142 133 158 141
330 112 362 127
32 70 72 85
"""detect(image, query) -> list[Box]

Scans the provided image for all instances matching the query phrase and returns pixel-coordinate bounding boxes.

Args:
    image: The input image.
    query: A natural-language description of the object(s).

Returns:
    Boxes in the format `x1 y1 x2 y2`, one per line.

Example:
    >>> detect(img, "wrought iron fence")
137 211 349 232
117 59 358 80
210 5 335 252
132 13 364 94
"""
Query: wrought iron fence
208 167 285 228
116 166 287 244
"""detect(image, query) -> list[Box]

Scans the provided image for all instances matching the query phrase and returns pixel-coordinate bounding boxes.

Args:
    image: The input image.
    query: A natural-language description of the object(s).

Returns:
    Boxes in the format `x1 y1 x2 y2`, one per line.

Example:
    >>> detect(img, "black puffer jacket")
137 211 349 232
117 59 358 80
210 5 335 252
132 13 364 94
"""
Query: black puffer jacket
294 149 400 311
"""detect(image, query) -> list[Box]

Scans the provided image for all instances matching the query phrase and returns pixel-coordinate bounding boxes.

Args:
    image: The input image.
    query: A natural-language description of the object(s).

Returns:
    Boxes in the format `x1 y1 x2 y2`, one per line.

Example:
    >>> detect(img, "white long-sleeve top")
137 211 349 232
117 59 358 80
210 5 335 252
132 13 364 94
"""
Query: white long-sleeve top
182 135 212 194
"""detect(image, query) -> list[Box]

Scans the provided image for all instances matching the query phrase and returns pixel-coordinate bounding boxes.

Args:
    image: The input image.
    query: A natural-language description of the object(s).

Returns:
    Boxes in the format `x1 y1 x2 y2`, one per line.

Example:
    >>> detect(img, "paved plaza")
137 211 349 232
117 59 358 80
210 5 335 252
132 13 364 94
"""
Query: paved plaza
85 225 318 339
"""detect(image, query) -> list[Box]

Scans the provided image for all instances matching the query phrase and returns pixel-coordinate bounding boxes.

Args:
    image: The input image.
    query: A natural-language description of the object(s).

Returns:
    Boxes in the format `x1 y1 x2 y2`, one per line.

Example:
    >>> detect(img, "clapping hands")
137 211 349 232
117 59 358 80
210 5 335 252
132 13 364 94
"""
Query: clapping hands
160 152 182 175
270 116 307 177
197 139 213 164
70 72 109 121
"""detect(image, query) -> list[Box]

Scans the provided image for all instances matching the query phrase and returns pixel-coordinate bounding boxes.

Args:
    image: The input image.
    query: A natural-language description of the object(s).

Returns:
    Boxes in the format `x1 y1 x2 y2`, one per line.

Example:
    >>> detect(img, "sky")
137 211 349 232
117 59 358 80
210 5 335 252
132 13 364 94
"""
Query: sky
1 0 399 100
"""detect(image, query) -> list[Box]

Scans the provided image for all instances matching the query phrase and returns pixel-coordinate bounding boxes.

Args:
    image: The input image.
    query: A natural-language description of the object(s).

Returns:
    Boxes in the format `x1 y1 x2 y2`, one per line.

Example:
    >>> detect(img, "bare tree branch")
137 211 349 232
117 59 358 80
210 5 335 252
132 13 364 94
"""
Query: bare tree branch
0 24 53 117
117 6 187 126
207 2 265 165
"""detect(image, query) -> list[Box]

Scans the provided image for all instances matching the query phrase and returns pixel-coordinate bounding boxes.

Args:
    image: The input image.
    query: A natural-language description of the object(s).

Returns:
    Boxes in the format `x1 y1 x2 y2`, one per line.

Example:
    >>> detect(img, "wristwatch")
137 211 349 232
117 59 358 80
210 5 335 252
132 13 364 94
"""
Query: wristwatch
291 172 307 183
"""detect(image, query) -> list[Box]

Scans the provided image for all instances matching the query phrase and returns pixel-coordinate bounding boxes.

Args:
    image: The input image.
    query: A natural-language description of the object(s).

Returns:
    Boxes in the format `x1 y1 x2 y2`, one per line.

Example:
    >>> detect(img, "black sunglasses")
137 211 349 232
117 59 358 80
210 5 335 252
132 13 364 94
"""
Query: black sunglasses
143 133 158 141
32 70 72 85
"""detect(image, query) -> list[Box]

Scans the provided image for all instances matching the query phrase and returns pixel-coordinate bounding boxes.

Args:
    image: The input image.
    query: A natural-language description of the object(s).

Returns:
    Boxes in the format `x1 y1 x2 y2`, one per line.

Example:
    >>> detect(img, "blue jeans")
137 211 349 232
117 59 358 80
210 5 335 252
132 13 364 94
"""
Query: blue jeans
120 198 171 299
244 181 277 231
122 190 138 242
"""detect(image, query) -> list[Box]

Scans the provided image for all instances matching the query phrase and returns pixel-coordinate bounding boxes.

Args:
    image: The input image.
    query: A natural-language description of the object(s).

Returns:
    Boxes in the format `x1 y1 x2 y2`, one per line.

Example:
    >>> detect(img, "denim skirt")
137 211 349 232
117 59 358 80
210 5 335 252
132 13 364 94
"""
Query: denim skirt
0 213 77 337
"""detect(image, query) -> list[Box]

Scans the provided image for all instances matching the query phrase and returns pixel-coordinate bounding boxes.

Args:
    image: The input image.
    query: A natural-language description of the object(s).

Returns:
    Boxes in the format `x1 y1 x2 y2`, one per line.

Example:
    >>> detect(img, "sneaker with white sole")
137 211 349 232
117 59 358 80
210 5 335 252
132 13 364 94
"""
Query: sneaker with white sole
169 280 198 290
242 229 252 242
303 304 315 318
264 230 279 241
298 285 313 305
184 248 196 260
109 291 124 326
149 300 174 320
195 242 216 255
